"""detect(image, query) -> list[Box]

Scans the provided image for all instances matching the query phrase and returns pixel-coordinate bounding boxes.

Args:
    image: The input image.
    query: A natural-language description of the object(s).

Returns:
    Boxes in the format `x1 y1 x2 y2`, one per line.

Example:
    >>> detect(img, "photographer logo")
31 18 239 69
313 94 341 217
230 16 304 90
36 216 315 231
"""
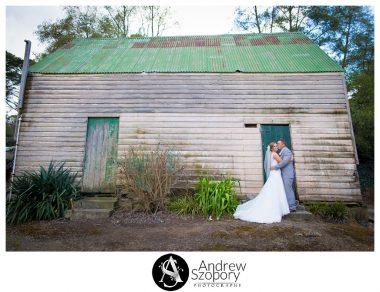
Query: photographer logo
152 253 189 291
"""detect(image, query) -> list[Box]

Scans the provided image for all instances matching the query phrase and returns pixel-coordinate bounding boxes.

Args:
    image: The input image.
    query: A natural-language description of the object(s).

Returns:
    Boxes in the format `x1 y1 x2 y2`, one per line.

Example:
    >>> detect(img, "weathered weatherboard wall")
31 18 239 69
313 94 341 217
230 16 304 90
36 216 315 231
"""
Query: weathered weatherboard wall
16 72 361 202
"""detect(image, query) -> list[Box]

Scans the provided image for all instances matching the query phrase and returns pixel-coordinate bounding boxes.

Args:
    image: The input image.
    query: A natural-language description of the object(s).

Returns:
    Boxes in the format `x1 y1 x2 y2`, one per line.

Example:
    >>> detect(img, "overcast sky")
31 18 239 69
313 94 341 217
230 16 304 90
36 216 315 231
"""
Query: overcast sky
6 6 241 59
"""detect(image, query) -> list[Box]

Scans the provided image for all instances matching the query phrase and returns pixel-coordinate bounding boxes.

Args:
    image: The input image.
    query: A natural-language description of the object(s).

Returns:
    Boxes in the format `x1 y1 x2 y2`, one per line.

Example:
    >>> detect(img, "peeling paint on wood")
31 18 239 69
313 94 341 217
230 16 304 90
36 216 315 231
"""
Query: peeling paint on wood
82 118 119 193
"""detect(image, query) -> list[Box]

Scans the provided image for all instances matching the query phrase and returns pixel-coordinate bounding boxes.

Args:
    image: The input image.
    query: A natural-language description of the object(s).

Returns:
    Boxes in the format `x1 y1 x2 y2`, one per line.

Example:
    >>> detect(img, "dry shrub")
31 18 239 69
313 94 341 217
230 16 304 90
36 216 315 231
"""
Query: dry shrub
118 146 184 213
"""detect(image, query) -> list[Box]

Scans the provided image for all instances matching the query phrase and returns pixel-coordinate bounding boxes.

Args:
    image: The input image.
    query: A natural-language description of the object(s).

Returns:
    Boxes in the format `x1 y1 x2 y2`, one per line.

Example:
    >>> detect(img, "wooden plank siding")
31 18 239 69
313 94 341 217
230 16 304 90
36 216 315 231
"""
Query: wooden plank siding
16 72 361 202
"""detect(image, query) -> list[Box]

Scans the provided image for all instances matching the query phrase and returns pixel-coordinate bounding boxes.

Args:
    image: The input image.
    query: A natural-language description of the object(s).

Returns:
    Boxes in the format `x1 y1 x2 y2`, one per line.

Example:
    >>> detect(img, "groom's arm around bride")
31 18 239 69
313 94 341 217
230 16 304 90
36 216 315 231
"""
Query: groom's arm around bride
272 147 293 171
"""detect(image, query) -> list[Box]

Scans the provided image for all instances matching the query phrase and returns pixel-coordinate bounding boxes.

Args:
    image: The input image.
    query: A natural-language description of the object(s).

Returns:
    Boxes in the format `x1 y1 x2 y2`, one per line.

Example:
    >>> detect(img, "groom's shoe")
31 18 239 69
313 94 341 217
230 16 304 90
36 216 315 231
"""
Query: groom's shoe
290 209 297 213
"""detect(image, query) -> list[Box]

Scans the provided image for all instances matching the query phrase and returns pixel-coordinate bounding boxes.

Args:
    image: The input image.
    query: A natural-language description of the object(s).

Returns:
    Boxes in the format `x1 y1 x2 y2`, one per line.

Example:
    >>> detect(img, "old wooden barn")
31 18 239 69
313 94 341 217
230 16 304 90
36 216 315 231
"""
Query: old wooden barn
15 32 362 202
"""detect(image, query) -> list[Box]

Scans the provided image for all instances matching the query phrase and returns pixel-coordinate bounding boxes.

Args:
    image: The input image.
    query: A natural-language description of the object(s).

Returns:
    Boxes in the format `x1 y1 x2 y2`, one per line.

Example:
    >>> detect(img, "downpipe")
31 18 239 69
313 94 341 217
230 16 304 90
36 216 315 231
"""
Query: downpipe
9 114 22 200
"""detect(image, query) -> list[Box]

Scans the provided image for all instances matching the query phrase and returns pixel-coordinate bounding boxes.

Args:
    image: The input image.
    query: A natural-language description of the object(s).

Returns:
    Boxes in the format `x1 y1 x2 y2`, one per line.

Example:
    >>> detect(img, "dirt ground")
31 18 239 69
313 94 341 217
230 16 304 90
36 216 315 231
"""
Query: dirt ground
6 211 374 251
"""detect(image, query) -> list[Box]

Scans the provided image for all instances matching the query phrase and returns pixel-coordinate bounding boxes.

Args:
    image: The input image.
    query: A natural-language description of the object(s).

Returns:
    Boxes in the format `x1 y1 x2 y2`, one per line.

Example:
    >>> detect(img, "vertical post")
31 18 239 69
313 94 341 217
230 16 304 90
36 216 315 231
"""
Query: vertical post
13 40 31 141
9 40 31 200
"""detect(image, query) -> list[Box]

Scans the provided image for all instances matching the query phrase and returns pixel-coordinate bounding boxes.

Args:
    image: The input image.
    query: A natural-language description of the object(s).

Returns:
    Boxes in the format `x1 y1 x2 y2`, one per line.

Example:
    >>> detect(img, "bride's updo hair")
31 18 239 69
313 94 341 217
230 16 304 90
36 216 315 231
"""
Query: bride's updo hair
269 142 277 151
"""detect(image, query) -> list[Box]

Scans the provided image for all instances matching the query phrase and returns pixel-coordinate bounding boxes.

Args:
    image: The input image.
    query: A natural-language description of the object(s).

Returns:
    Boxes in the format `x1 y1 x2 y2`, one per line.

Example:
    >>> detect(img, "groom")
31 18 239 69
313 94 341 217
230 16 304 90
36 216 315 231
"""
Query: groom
271 138 297 212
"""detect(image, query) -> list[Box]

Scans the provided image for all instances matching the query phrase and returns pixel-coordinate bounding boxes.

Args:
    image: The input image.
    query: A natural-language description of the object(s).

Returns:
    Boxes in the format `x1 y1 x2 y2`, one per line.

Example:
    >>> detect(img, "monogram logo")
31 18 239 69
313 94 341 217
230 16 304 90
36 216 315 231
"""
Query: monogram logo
152 254 189 291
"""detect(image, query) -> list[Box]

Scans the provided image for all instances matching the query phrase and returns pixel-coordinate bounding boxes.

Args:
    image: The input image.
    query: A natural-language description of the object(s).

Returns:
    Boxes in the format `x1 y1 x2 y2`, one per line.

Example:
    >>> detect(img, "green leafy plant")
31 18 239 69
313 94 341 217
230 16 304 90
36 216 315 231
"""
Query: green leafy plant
7 162 80 224
308 202 349 223
118 145 184 213
195 176 239 220
167 195 201 216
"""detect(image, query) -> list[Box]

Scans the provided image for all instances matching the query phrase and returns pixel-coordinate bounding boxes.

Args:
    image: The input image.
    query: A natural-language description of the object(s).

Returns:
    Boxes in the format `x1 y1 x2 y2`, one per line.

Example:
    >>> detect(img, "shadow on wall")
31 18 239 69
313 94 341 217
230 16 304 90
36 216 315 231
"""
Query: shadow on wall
357 159 374 206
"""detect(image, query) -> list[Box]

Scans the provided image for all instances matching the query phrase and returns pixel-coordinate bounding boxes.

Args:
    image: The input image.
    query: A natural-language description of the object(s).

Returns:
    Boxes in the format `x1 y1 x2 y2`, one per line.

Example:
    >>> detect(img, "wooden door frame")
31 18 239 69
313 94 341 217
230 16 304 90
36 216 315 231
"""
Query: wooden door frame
259 123 298 199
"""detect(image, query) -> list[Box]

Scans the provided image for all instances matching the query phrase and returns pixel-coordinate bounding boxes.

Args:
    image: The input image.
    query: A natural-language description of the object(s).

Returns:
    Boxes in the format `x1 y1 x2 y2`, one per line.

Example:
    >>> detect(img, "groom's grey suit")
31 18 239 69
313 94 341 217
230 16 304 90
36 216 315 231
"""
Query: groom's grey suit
274 147 296 211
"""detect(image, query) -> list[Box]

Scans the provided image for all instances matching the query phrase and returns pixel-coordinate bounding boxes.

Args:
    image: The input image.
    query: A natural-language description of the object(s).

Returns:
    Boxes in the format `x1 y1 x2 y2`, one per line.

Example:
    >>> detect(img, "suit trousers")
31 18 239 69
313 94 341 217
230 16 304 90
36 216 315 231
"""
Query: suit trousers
282 174 296 210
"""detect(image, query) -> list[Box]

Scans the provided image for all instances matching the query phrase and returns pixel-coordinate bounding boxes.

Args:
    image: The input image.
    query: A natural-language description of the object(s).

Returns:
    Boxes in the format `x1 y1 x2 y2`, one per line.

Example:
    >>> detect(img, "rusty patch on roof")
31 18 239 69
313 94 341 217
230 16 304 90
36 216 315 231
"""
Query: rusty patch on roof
132 36 221 48
234 35 281 46
291 37 313 44
234 35 311 47
132 35 312 49
132 42 146 48
251 35 280 46
233 36 250 46
62 42 74 49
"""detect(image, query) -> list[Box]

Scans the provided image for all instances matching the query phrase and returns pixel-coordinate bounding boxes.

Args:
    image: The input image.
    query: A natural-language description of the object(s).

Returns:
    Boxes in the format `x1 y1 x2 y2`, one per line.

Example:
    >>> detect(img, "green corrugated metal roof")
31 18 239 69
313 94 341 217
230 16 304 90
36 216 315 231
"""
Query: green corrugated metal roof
29 32 343 74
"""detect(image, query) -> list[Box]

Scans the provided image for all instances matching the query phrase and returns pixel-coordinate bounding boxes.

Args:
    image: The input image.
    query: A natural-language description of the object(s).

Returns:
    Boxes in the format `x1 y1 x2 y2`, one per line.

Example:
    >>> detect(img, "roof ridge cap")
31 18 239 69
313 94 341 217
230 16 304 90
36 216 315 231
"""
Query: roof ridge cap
72 32 305 42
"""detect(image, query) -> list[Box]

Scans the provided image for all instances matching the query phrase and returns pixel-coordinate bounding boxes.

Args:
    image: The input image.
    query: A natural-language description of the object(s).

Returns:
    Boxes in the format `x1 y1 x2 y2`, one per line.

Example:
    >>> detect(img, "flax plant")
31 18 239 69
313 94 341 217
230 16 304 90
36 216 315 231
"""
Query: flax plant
7 162 80 224
195 176 239 220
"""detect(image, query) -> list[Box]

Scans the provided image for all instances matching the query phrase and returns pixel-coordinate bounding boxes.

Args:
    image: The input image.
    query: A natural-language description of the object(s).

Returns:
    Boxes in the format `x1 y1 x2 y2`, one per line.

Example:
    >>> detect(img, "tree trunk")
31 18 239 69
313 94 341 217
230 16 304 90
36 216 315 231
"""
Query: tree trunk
123 7 127 37
295 6 300 30
151 6 154 37
341 13 353 69
254 6 261 33
270 7 276 33
288 6 293 31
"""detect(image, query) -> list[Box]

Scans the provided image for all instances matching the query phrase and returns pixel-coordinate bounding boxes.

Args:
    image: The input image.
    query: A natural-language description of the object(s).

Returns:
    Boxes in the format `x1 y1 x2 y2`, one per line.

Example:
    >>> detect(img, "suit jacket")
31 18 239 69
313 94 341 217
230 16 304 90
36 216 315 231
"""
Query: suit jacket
274 147 295 179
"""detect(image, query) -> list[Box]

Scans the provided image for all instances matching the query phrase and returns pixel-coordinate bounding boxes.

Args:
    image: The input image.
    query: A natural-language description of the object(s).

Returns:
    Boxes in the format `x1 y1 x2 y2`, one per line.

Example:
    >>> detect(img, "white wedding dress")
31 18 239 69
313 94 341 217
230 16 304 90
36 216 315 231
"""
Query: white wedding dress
234 155 290 223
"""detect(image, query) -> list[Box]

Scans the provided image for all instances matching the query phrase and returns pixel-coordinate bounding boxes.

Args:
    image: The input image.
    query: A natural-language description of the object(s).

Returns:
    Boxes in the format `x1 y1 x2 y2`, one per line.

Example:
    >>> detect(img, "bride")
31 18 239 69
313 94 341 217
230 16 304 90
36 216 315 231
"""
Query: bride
233 142 290 223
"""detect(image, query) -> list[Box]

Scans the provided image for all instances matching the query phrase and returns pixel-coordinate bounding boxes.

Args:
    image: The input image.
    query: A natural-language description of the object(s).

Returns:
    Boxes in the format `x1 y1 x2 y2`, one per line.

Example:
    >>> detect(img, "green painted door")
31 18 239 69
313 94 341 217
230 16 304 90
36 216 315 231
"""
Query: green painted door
260 124 292 183
82 118 119 193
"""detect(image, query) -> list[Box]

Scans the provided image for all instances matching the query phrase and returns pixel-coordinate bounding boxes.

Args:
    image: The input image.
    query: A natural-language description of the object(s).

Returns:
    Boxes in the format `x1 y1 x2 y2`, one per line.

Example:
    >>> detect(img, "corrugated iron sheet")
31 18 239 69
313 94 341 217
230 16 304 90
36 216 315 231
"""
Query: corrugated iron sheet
28 33 343 74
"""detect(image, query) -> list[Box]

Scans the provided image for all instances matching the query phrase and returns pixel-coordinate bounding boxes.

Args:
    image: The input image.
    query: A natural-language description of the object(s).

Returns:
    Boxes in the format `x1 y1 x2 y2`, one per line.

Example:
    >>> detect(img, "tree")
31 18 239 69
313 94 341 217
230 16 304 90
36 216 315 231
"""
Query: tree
275 6 309 32
349 17 374 73
68 6 100 38
35 6 173 55
349 71 374 160
306 6 373 72
139 6 171 37
35 6 100 54
302 6 338 46
264 6 279 33
6 51 23 111
235 6 264 33
235 6 279 33
101 6 137 37
234 6 309 33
